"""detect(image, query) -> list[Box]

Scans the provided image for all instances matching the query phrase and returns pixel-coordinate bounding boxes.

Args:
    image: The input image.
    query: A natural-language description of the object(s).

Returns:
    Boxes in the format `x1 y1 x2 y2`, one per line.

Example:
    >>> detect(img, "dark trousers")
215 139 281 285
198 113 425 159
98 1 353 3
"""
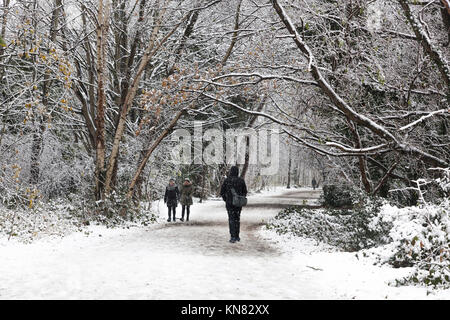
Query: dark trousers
182 205 190 220
168 206 176 220
227 209 241 240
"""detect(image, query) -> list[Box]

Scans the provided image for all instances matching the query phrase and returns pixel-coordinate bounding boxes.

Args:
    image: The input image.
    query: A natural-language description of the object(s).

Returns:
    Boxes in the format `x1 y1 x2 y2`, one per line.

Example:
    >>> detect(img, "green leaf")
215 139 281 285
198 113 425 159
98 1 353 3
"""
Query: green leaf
0 36 6 48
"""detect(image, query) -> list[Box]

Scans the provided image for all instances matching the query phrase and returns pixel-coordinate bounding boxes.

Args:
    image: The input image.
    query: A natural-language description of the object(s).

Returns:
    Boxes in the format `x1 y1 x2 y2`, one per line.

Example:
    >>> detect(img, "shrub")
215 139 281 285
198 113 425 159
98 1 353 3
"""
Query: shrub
83 192 158 228
0 192 158 242
0 198 83 243
267 170 450 289
265 196 392 252
321 184 355 208
380 200 450 289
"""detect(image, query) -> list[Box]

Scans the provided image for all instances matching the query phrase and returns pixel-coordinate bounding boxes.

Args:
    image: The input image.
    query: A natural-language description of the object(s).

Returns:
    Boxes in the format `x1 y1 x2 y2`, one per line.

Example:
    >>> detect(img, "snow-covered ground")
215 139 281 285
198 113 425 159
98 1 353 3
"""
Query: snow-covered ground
0 187 449 299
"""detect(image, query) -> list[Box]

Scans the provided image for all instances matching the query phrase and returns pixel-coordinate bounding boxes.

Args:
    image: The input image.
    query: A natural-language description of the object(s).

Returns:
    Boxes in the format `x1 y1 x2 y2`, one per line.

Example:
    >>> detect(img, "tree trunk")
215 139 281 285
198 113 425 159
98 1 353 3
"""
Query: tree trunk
94 0 110 201
286 145 291 189
200 163 206 203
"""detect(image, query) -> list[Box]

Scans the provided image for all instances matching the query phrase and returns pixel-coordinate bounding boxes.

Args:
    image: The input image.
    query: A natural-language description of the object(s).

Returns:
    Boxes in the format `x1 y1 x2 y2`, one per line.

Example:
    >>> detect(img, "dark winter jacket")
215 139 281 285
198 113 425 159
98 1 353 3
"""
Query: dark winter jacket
164 184 180 207
220 166 247 210
180 182 193 206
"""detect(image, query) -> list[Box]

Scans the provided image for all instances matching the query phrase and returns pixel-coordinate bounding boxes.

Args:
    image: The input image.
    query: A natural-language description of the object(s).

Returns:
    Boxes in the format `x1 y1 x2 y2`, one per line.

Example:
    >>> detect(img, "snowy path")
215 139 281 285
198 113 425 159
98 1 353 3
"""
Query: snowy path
0 188 449 300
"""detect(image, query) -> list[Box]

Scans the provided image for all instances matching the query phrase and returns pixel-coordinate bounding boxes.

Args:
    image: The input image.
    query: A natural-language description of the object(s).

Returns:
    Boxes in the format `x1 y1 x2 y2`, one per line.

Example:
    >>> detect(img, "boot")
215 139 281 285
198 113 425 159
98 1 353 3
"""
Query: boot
186 212 189 221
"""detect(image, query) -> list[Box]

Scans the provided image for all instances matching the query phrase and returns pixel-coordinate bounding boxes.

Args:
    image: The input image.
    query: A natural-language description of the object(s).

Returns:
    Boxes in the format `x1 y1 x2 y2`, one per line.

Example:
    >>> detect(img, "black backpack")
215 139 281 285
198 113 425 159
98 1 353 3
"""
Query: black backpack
230 187 247 207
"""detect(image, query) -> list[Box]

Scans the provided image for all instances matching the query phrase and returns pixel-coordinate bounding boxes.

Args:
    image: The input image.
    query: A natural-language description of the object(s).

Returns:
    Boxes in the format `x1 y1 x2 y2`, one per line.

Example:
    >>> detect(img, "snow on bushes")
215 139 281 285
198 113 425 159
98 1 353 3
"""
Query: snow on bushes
435 168 450 195
265 192 449 289
0 193 158 243
0 198 84 243
265 196 392 252
91 191 158 227
320 184 354 208
376 200 449 289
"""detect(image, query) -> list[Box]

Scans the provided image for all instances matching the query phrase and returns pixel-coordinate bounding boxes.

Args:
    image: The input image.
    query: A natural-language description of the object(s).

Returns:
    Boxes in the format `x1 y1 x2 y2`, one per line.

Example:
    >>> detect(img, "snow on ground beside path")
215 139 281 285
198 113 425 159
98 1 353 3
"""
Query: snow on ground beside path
0 188 449 299
258 228 450 299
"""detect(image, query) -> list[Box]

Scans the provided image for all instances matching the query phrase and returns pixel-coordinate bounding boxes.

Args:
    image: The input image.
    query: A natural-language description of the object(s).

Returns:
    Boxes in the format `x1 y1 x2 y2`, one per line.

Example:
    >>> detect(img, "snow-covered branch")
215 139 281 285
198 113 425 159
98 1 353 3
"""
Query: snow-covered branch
398 109 449 131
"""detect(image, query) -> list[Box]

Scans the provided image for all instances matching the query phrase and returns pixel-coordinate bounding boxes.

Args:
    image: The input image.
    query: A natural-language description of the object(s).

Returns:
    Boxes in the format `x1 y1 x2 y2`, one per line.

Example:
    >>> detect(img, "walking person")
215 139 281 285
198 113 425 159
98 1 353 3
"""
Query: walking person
180 178 193 222
220 166 247 243
164 178 180 222
312 177 317 190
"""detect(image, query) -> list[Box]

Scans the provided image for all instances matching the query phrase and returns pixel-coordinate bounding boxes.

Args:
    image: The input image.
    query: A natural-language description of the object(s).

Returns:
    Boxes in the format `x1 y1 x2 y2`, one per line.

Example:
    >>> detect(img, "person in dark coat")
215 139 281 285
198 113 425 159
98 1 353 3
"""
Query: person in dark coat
164 178 180 222
220 166 247 243
312 177 317 190
180 178 193 222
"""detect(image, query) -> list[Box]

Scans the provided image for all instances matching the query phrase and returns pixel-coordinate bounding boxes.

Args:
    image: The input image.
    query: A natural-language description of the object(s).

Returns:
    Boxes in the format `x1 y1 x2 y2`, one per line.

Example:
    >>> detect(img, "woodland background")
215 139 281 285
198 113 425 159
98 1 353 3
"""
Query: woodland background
0 0 448 213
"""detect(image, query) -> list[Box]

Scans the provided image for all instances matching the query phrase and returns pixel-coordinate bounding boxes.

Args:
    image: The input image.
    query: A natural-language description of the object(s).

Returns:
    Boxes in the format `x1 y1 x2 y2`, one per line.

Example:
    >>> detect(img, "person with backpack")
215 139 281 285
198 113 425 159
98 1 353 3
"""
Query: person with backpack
220 166 248 243
164 178 180 222
180 178 193 222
